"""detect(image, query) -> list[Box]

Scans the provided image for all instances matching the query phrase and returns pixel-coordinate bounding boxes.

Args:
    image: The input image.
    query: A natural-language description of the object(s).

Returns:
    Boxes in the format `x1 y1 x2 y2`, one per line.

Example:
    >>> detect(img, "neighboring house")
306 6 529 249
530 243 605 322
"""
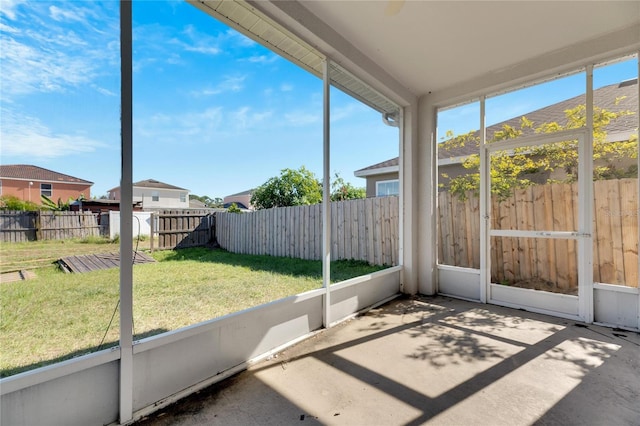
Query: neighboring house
355 78 639 197
0 164 92 204
223 189 254 210
108 179 190 210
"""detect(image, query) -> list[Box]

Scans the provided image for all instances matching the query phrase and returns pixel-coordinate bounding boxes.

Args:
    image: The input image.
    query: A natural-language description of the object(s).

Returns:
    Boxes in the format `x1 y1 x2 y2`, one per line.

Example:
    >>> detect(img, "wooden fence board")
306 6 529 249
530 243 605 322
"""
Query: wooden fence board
436 179 637 289
0 211 99 242
619 179 639 287
156 210 213 250
213 198 400 266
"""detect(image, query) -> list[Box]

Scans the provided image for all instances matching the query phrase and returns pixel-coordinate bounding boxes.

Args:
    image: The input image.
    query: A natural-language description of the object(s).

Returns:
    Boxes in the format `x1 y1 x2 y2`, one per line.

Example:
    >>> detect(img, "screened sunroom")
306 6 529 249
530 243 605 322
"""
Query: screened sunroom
1 1 638 425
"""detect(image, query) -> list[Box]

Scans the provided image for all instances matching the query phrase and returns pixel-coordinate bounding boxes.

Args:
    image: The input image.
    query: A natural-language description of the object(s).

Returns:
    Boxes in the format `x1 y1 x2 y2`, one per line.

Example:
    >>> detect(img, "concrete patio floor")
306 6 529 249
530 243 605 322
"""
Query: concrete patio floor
135 295 640 426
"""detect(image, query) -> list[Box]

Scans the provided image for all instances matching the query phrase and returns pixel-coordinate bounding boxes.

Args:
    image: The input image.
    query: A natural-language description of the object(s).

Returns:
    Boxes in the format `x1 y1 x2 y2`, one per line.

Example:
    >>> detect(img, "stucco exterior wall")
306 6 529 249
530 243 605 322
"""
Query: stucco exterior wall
364 172 399 197
0 178 91 204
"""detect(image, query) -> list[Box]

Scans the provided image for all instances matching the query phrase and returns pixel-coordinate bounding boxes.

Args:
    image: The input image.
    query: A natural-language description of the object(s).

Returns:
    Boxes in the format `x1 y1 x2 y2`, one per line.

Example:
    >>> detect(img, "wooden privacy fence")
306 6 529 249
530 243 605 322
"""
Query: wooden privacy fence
438 178 639 290
155 210 214 249
216 196 400 266
0 211 100 242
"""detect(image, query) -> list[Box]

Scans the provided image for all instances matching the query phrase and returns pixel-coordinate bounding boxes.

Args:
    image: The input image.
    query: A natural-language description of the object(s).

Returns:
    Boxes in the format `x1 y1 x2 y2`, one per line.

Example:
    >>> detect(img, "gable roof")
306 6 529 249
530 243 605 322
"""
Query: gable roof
225 189 254 197
0 164 93 185
133 179 188 191
355 79 638 177
108 179 188 192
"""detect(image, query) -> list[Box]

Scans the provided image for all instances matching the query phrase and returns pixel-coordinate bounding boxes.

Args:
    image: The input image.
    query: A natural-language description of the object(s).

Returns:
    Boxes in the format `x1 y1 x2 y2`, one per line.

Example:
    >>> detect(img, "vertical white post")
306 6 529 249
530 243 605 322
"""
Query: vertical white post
119 1 134 423
637 52 640 330
479 96 489 303
322 60 331 328
398 108 404 275
579 66 594 323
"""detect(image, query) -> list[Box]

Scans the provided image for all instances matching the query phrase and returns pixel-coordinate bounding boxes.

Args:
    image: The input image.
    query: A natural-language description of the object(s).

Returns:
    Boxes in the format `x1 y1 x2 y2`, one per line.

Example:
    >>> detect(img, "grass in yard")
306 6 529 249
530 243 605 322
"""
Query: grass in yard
0 236 153 273
1 247 385 377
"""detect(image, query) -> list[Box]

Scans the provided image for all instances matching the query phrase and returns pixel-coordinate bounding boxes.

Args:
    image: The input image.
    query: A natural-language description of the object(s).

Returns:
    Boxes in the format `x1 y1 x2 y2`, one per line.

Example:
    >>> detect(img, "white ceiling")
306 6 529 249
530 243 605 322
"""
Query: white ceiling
287 1 640 99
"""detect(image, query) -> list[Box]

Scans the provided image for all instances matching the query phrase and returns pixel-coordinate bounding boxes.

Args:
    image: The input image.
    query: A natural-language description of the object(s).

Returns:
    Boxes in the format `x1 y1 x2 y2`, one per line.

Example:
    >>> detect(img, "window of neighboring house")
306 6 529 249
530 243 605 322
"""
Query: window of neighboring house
41 183 52 197
180 192 186 203
151 191 159 202
376 179 399 197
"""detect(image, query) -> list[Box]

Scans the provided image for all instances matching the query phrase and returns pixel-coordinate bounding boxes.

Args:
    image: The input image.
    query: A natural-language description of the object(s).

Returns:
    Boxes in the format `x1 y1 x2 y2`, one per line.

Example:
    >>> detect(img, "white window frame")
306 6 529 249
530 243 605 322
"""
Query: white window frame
40 183 52 197
376 179 399 197
151 191 159 202
180 192 187 203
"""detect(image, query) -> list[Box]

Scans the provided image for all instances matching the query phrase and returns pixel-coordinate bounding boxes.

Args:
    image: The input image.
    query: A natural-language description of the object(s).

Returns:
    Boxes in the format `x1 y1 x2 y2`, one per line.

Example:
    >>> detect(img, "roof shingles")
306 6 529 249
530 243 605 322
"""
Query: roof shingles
355 79 638 174
0 165 93 184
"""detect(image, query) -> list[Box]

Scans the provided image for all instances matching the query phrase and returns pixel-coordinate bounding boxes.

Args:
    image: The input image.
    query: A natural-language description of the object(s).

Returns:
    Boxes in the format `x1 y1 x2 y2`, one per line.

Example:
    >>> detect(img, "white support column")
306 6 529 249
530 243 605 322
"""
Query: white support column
398 107 405 285
479 96 489 303
417 95 438 295
322 60 331 327
400 101 419 295
579 66 595 323
637 52 640 330
119 1 134 423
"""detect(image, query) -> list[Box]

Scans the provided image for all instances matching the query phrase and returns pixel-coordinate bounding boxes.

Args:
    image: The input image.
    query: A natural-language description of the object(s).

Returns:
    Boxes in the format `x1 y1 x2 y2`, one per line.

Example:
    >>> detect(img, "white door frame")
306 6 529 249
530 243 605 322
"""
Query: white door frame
482 129 593 321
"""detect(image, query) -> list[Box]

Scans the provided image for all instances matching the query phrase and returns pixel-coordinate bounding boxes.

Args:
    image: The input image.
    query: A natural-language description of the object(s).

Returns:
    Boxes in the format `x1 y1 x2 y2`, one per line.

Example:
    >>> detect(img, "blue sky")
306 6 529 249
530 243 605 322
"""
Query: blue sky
1 1 637 199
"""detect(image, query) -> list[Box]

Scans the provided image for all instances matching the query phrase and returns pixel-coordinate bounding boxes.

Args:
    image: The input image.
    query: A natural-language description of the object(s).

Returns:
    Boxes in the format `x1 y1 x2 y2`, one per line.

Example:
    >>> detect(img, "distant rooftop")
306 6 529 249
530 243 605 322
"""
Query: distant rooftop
109 179 188 192
355 79 638 176
0 164 93 185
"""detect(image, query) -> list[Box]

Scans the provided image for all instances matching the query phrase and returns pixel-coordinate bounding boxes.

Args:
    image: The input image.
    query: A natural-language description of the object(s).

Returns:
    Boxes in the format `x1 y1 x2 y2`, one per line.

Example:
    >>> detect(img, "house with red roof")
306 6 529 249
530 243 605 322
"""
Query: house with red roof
0 164 93 204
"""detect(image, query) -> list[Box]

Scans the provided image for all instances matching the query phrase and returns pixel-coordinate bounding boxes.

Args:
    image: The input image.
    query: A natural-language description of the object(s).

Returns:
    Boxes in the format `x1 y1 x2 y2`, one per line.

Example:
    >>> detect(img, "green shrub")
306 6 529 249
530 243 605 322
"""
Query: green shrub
0 195 40 211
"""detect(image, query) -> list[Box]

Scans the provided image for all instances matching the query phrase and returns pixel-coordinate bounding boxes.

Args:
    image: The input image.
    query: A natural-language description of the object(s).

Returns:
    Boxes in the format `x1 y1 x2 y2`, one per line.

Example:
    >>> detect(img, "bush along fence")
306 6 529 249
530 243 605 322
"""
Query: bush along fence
438 178 638 291
0 211 100 242
216 196 400 266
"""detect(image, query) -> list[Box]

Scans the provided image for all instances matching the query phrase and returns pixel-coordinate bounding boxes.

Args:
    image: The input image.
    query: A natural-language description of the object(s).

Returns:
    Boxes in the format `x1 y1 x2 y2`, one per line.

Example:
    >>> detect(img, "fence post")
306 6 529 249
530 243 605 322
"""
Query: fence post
150 212 154 253
34 211 42 241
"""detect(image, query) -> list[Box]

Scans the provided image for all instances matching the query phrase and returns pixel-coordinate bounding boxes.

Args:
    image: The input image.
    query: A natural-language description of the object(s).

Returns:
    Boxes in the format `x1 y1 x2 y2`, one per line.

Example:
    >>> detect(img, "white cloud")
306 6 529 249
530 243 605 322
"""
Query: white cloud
49 5 84 22
284 111 320 127
247 54 279 64
179 24 221 55
94 85 117 97
193 75 246 96
136 107 225 142
0 0 25 20
280 83 293 92
1 109 104 158
0 2 118 99
330 102 367 122
1 38 96 95
0 22 19 33
231 107 273 130
226 29 255 47
135 105 275 144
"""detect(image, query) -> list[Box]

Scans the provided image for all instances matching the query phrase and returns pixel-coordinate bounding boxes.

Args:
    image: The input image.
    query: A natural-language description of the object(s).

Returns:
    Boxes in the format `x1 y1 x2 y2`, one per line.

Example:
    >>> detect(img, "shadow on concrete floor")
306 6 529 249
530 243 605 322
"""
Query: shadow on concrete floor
134 295 640 426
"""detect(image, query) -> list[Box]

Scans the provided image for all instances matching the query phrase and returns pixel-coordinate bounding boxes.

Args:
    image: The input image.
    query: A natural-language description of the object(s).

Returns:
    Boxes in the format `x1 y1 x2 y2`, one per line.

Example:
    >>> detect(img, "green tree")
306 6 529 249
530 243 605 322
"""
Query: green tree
227 202 243 214
251 166 322 210
330 173 366 201
189 195 223 208
443 101 636 200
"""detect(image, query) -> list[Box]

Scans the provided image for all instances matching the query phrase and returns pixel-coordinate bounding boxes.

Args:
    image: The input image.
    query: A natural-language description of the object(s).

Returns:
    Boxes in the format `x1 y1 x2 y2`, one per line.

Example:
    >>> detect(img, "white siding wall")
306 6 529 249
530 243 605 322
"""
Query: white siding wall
133 188 189 210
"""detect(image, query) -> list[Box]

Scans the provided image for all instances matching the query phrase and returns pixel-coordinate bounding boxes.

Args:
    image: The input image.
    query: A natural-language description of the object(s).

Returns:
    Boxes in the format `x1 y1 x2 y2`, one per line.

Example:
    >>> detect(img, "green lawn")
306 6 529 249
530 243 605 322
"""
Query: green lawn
0 237 154 273
0 245 384 377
